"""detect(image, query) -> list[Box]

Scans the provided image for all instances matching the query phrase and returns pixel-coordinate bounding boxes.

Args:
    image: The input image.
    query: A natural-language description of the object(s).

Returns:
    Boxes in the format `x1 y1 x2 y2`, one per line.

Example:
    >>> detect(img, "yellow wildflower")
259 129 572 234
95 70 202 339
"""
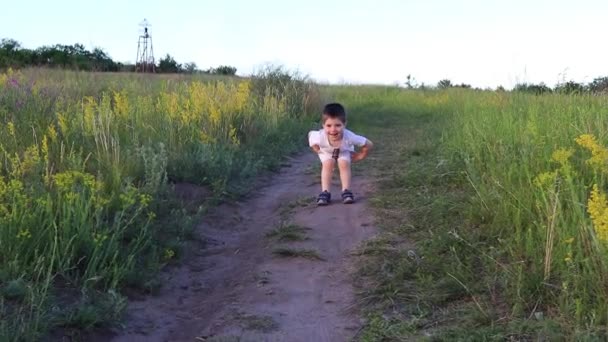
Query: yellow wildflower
21 144 41 175
139 193 152 207
235 81 251 111
64 192 78 202
7 121 15 137
41 135 49 165
47 124 58 141
229 126 240 146
576 134 608 171
93 195 110 210
113 90 130 118
533 171 557 188
57 112 69 136
209 105 221 126
93 232 108 246
576 134 598 150
53 171 95 192
82 96 96 135
16 229 32 239
551 148 573 166
587 184 608 242
119 185 138 209
200 131 215 144
163 248 175 260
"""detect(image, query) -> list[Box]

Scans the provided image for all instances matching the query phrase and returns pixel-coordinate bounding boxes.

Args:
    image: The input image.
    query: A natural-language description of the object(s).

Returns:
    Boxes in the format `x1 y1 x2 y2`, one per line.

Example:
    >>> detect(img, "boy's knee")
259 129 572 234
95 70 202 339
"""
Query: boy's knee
322 160 335 169
337 159 351 168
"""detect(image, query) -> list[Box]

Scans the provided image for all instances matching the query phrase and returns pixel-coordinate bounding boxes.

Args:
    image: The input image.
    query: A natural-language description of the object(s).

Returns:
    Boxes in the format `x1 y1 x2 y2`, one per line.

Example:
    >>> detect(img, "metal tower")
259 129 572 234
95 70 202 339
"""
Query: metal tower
135 19 155 73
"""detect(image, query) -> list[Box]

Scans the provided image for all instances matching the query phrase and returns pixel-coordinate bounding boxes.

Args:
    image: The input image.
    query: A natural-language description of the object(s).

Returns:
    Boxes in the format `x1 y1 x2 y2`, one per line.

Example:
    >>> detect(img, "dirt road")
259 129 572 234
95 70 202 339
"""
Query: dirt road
109 153 376 342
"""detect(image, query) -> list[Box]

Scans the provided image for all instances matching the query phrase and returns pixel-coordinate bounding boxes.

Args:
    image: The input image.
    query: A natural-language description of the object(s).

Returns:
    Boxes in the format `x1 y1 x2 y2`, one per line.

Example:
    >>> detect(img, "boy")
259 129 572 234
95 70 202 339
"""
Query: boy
308 103 373 206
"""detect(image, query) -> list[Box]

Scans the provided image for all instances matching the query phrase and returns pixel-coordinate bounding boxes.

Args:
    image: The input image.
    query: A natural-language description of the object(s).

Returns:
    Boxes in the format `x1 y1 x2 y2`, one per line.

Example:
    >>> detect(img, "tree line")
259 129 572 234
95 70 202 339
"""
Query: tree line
405 74 608 94
0 38 237 75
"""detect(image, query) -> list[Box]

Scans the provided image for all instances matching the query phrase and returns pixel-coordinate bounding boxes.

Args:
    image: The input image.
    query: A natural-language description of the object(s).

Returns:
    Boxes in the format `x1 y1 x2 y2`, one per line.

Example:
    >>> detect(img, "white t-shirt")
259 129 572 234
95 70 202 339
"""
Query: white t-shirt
308 128 368 154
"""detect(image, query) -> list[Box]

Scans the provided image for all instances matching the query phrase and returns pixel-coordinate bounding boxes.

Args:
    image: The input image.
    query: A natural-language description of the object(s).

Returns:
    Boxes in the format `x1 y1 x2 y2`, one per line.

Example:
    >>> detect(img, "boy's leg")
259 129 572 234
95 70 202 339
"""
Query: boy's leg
337 159 352 191
338 157 355 204
321 159 335 192
317 158 335 206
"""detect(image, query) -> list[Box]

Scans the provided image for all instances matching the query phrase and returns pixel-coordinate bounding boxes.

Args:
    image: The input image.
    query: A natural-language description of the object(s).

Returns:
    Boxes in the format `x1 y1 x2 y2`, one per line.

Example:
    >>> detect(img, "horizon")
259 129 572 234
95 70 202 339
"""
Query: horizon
3 0 608 89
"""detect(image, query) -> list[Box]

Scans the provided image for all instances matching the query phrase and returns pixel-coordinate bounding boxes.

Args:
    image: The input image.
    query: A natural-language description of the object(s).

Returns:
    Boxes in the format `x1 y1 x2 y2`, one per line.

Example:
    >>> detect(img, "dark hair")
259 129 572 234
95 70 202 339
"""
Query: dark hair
322 103 346 123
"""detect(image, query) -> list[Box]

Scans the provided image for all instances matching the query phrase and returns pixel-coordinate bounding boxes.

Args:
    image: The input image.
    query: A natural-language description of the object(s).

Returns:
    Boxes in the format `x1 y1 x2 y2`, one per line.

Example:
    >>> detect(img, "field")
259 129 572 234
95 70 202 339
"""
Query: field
2 68 608 340
335 86 608 340
0 67 320 341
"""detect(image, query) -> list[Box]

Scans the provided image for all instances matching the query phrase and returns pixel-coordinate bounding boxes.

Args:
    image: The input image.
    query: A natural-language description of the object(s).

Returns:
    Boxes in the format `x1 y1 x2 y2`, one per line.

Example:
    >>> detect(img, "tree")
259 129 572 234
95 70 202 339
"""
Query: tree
437 79 452 89
405 74 417 89
207 65 237 76
0 38 28 68
588 77 608 93
555 81 584 95
183 62 198 74
90 47 119 71
0 38 21 52
514 82 552 95
157 54 180 73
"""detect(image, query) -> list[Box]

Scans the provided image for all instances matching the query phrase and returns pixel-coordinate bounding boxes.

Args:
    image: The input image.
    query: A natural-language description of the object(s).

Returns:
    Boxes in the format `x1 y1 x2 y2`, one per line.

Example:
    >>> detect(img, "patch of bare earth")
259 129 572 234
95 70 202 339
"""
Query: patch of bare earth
104 153 377 342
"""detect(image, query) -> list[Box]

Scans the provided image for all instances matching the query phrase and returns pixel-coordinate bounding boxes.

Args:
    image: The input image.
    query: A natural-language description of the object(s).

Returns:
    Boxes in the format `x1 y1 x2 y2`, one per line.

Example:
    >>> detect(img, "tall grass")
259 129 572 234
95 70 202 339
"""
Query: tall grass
0 67 320 340
445 90 608 332
327 86 608 338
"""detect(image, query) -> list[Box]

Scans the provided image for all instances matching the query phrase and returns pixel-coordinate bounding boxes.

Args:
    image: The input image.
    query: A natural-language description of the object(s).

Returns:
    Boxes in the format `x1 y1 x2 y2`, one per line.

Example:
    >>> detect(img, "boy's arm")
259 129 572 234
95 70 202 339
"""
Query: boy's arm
308 131 321 154
352 139 373 162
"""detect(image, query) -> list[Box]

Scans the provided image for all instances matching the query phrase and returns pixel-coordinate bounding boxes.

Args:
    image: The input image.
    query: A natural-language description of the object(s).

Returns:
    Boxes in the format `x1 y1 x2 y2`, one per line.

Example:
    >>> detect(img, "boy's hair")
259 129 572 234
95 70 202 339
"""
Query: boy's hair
322 103 347 123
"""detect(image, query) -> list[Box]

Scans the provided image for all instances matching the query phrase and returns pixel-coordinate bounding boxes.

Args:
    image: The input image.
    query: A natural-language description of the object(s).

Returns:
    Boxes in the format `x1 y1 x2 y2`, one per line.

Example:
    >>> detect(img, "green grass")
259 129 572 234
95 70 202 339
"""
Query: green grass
6 69 608 340
272 248 325 261
277 196 314 220
323 86 608 340
266 222 311 242
233 312 279 333
0 67 321 341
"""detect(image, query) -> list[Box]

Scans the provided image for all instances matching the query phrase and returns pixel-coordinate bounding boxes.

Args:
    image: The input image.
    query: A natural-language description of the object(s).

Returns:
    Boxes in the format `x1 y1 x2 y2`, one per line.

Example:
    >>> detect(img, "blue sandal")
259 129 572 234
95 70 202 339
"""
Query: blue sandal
342 189 354 204
317 191 331 206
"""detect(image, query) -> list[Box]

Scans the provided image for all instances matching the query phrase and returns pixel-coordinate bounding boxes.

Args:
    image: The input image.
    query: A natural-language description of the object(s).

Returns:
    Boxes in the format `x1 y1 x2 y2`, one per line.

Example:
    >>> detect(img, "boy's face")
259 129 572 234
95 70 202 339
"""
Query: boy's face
323 117 345 139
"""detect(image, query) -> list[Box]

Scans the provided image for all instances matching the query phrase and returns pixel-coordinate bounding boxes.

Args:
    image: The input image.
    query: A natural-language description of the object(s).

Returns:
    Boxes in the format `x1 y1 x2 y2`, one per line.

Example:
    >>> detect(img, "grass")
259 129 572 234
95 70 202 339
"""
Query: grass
266 222 310 242
0 67 321 341
234 312 279 333
6 67 608 340
323 85 608 340
272 247 325 261
277 196 314 220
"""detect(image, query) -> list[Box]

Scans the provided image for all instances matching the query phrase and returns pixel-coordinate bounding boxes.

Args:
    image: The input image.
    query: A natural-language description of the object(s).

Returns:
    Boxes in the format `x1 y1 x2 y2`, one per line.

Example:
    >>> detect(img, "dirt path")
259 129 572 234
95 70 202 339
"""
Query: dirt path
108 153 377 342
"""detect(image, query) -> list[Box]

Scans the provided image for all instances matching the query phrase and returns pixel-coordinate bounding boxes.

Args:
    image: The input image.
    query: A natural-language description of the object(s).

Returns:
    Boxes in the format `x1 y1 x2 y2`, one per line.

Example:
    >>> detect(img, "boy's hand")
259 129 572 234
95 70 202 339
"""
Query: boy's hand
352 140 373 162
311 144 321 154
352 151 366 162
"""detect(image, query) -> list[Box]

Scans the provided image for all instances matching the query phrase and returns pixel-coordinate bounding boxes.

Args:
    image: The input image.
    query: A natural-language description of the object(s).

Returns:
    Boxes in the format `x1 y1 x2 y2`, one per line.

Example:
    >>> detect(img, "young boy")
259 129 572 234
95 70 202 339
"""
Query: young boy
308 103 373 206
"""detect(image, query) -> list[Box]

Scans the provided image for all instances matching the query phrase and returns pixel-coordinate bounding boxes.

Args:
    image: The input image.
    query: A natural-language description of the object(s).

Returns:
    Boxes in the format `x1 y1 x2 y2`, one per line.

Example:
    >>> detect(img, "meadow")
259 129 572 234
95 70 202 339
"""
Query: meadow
0 67 320 341
3 68 608 340
333 86 608 340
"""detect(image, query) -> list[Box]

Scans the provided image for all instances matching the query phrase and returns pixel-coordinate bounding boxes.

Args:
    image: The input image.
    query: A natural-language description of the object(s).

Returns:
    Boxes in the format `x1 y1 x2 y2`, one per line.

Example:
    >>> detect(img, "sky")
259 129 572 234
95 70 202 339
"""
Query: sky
2 0 608 89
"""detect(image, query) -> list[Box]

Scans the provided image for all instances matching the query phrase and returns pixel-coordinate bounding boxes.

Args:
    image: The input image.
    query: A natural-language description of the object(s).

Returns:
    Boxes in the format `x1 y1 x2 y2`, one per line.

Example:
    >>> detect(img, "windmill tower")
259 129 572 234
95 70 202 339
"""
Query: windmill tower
135 19 155 73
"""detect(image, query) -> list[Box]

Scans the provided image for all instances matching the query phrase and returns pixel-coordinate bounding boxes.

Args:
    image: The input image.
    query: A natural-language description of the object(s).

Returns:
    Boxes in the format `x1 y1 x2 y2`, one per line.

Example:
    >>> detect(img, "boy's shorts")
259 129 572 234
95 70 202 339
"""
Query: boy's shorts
318 150 352 163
